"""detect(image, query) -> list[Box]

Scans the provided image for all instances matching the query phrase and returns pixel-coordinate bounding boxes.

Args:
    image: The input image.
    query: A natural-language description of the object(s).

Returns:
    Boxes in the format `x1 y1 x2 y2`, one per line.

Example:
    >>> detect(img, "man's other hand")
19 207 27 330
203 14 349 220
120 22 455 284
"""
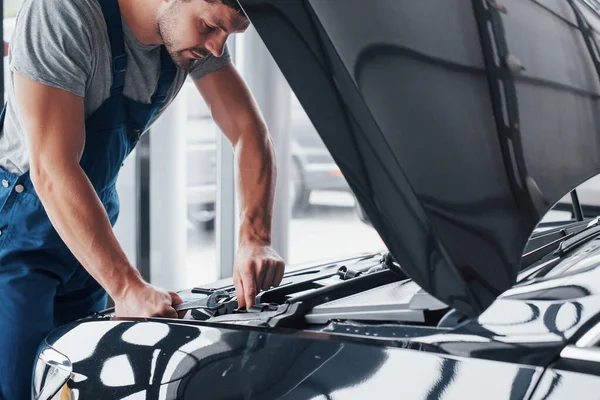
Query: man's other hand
233 243 285 309
114 281 184 319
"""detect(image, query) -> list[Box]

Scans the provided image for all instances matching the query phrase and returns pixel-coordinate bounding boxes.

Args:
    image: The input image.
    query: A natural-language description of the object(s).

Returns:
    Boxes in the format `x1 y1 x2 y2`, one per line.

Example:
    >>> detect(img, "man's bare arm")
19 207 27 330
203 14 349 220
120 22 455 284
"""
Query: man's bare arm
14 73 182 317
194 64 285 308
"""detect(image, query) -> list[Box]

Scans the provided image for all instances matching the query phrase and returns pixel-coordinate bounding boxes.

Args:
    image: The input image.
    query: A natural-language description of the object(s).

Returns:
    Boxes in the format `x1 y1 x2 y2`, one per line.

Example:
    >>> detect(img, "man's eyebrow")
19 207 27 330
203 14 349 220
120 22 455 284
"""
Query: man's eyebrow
214 18 230 33
215 17 249 34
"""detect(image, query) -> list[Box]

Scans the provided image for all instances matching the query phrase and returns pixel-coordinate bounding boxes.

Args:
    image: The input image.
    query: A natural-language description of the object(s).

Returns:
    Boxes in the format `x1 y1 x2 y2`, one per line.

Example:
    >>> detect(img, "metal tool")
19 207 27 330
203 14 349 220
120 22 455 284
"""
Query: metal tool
174 290 233 312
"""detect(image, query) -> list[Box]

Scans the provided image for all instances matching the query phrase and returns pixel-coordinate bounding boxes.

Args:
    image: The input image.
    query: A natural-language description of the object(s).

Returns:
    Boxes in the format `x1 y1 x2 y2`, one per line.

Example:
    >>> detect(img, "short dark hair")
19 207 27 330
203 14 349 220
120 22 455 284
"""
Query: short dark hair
205 0 247 17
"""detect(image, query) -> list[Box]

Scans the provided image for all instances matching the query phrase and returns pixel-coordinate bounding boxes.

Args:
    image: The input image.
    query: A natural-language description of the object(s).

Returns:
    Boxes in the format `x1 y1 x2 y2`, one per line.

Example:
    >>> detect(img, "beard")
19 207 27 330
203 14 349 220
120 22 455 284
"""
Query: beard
156 1 208 70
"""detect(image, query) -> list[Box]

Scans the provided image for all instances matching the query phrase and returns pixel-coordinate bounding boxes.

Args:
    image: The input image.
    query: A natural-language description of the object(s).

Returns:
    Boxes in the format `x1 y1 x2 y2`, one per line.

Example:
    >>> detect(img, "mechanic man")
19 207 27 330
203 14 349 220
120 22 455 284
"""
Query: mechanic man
0 0 285 397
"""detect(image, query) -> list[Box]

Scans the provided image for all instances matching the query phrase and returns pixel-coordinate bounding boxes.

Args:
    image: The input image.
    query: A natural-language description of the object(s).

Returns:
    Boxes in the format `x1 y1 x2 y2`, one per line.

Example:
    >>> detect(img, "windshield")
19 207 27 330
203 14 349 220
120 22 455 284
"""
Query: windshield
535 174 600 229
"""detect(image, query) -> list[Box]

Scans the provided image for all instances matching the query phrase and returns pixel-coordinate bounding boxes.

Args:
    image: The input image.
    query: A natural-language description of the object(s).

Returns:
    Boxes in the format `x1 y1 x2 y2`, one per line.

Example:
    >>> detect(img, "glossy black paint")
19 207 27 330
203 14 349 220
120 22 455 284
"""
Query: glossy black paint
236 0 600 317
530 366 600 400
46 319 543 399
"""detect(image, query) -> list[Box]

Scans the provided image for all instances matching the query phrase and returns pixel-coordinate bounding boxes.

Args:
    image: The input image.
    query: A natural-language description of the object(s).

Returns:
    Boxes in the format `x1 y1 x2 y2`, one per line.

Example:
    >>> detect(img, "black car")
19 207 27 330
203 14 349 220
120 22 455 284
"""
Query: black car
33 0 600 399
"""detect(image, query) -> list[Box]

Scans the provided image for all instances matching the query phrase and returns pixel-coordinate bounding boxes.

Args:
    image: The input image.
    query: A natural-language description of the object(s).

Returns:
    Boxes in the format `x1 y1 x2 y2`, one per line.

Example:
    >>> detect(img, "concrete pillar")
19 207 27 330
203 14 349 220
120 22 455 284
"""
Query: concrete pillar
237 26 291 262
149 90 188 291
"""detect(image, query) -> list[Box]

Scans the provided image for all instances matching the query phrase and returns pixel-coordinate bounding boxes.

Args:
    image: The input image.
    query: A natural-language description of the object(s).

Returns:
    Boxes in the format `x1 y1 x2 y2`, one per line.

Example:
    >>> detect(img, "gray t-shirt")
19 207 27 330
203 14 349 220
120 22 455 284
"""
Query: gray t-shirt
0 0 231 174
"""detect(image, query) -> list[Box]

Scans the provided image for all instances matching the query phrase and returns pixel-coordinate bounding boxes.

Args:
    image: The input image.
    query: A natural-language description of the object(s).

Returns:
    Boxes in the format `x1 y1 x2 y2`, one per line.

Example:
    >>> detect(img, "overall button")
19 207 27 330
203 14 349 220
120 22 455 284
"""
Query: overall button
14 184 24 193
133 128 141 140
0 229 3 236
1 180 8 188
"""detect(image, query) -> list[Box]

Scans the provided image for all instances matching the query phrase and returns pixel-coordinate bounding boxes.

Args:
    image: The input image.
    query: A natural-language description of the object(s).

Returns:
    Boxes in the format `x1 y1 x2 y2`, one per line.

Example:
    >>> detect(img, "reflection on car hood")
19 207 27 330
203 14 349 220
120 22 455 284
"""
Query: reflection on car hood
238 0 600 316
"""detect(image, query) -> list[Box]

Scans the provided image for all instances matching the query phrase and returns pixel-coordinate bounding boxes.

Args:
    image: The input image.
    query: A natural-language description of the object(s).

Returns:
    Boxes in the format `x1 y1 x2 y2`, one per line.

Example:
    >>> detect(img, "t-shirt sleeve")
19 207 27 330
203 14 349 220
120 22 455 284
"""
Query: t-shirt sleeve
9 0 93 97
188 43 232 81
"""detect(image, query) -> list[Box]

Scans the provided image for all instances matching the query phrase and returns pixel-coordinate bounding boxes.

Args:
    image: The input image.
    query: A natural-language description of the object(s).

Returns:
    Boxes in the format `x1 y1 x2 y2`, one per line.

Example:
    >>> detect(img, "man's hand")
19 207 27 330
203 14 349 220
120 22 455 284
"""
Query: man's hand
233 242 285 309
114 280 184 318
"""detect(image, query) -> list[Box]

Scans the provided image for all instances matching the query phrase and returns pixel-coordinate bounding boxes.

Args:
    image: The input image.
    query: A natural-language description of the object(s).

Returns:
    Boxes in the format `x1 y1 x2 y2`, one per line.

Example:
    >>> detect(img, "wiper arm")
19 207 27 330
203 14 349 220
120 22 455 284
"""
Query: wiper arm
554 218 600 257
521 219 593 268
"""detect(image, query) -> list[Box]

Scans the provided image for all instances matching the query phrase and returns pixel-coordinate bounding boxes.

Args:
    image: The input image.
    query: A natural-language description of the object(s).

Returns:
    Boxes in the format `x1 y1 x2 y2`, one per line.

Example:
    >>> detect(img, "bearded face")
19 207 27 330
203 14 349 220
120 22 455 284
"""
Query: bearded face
156 0 249 70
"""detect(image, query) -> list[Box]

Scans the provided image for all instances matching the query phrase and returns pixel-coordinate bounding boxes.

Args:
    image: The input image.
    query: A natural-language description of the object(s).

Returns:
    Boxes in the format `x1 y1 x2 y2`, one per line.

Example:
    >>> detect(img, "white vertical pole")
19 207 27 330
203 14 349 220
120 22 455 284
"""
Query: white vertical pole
216 126 237 279
149 90 188 290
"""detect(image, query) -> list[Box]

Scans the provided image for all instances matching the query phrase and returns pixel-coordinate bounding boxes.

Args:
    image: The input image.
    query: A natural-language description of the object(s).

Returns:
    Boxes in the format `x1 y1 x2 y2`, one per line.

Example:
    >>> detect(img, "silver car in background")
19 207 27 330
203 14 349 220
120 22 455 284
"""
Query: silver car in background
185 83 351 230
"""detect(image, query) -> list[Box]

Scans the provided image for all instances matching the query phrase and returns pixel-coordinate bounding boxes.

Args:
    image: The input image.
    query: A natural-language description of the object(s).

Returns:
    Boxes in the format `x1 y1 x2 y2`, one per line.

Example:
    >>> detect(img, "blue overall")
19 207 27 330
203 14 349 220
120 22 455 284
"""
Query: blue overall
0 0 176 397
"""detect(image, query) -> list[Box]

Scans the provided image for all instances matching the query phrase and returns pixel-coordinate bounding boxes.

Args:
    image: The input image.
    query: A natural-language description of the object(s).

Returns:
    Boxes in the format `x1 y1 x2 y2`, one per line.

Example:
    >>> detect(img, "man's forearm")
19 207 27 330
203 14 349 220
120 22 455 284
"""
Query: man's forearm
196 64 286 305
235 127 277 245
31 161 143 299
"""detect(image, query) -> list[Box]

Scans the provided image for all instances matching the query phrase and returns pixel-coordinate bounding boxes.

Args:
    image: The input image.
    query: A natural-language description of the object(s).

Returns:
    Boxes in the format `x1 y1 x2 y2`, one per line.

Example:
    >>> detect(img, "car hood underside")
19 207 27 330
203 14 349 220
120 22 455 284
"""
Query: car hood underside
236 0 600 316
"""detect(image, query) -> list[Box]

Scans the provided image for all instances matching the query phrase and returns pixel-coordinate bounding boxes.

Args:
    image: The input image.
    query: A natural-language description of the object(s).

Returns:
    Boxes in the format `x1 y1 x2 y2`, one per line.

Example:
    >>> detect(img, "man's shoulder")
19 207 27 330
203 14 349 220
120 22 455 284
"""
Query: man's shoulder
10 0 109 98
17 0 105 34
13 0 109 57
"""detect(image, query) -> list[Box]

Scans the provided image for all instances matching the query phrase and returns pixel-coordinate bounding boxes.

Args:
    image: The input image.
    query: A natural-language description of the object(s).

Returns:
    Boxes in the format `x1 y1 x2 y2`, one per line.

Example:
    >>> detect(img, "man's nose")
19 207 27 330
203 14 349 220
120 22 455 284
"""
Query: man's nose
205 34 228 57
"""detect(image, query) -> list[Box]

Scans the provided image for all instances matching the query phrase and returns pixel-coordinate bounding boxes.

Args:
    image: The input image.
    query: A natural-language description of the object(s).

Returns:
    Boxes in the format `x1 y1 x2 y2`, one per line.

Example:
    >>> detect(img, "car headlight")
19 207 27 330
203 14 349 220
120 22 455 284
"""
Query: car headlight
32 344 74 400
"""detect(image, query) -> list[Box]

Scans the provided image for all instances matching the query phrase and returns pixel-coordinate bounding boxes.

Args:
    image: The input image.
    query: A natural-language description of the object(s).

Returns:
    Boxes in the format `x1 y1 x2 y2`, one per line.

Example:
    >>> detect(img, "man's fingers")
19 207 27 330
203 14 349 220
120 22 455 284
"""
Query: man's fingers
234 274 246 309
165 306 178 319
169 291 186 318
153 304 178 319
169 291 184 305
261 261 277 291
259 259 286 291
257 260 271 291
274 261 285 287
242 270 257 309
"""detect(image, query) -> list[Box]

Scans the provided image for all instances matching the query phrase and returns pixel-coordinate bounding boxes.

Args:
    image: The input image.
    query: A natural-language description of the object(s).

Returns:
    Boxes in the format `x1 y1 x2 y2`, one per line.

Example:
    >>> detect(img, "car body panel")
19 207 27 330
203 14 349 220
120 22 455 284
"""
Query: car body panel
46 318 543 400
237 0 600 317
529 367 600 399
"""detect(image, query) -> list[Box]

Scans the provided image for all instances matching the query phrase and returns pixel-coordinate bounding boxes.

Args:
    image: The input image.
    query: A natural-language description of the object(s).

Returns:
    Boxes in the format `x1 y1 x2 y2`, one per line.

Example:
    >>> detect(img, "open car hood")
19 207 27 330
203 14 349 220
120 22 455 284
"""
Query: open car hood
238 0 600 316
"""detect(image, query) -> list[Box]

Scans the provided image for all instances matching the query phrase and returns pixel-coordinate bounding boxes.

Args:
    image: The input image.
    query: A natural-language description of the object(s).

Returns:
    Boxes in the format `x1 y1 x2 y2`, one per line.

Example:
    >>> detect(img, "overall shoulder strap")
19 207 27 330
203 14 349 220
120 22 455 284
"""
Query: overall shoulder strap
98 0 128 96
151 47 177 104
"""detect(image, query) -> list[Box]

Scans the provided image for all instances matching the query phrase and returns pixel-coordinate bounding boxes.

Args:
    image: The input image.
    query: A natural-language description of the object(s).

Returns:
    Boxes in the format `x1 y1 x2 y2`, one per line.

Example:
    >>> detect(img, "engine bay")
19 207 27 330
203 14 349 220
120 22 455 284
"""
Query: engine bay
174 253 455 330
170 220 600 332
